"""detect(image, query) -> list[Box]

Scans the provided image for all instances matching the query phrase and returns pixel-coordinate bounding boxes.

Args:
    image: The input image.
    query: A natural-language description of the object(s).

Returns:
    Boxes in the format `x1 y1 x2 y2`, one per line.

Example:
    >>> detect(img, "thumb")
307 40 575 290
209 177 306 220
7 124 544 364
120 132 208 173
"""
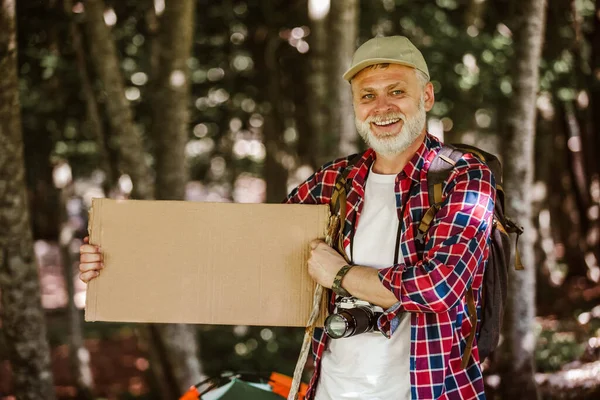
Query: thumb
84 236 89 244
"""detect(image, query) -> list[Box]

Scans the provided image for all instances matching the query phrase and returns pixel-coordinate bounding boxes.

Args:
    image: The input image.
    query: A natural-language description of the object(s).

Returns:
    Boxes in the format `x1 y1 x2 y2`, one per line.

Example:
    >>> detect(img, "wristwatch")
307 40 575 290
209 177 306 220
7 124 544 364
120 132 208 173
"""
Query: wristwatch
331 264 353 297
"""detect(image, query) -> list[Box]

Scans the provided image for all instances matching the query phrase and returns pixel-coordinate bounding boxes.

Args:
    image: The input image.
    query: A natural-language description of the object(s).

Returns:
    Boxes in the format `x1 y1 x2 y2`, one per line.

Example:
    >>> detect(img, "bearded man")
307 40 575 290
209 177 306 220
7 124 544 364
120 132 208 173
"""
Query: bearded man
285 36 495 399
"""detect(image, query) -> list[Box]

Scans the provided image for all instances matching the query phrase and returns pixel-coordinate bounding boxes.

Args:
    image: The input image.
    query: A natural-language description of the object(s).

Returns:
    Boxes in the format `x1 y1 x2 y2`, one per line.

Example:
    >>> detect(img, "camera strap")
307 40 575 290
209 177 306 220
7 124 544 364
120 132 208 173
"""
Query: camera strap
393 179 419 265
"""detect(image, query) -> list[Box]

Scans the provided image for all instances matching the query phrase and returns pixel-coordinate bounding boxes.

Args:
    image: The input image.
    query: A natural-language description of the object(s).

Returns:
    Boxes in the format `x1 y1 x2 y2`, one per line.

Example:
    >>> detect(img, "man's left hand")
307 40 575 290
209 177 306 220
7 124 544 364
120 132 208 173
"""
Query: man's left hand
308 239 348 288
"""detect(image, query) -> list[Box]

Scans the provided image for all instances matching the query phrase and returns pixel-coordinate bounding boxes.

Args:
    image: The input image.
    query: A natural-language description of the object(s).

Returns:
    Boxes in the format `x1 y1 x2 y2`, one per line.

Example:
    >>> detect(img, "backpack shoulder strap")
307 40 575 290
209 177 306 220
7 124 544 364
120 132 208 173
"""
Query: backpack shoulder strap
329 153 362 260
416 144 464 241
330 153 362 215
422 144 479 368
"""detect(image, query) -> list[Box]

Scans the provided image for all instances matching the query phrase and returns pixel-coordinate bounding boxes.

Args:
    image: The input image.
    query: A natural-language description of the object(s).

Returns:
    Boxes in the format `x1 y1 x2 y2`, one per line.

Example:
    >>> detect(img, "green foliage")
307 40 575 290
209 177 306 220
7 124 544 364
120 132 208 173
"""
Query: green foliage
535 307 600 373
536 321 586 372
198 325 307 380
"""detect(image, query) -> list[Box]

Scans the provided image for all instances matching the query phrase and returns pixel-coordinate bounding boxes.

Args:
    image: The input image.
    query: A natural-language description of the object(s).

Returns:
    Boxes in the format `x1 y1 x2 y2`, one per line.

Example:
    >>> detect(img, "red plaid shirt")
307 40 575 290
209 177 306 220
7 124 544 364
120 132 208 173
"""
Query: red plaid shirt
286 134 495 399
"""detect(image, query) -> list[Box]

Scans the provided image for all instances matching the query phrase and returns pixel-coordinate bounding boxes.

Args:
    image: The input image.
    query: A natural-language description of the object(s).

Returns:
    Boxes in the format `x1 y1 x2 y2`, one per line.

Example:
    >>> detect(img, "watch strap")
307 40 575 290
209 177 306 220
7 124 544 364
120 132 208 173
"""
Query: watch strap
332 264 353 297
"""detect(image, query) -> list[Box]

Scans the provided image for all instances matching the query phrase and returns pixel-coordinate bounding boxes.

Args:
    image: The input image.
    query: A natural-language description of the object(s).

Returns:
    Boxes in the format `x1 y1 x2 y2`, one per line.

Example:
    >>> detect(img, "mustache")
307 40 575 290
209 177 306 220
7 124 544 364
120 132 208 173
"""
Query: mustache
365 112 407 124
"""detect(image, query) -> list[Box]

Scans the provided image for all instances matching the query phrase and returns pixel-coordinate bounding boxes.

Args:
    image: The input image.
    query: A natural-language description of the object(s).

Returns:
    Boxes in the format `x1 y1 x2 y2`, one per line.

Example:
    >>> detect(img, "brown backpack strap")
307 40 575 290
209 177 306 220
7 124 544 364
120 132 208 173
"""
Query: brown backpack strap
329 154 362 261
505 217 525 270
461 288 478 368
416 145 464 241
419 145 481 368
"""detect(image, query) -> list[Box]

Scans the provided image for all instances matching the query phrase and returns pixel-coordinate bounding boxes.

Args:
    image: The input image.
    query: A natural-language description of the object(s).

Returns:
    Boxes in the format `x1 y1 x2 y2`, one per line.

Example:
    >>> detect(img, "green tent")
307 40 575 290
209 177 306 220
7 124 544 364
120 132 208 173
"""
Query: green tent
201 378 284 400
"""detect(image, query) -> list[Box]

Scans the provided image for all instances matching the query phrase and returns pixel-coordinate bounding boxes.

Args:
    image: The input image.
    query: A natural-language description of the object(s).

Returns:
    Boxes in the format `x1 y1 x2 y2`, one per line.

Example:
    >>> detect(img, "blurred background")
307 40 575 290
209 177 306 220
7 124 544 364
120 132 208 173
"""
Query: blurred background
0 0 599 399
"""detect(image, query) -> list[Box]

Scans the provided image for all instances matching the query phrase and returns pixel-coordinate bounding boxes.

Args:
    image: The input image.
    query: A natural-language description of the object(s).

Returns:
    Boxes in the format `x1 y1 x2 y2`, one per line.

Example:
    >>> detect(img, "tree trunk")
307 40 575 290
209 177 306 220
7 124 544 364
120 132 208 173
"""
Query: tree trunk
152 0 194 201
498 0 546 398
84 0 203 394
253 3 290 204
328 0 359 159
0 1 55 398
533 105 565 317
66 0 114 194
286 2 313 170
83 0 154 200
59 184 95 398
151 0 204 391
581 0 600 277
307 0 330 168
591 0 600 176
263 35 289 204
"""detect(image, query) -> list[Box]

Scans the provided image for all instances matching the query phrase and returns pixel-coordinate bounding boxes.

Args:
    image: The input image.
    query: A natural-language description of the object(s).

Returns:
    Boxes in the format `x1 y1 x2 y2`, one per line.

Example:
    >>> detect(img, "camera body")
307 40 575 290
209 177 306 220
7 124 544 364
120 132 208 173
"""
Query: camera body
324 297 384 339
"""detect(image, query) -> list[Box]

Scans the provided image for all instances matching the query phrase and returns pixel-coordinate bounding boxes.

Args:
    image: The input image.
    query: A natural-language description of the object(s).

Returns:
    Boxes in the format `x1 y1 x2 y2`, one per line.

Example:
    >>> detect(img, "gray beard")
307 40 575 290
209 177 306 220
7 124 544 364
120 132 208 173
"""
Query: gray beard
355 96 426 157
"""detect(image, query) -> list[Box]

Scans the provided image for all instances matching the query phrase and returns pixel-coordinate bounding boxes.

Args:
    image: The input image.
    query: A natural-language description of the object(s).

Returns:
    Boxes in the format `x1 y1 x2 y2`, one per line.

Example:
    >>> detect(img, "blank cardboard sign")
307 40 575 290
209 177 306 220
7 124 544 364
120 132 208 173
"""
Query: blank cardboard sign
85 199 329 327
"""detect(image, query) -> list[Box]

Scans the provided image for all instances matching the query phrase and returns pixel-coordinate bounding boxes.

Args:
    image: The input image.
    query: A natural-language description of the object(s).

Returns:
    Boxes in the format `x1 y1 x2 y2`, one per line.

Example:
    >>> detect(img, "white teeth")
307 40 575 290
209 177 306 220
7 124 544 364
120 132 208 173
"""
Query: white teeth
373 118 400 126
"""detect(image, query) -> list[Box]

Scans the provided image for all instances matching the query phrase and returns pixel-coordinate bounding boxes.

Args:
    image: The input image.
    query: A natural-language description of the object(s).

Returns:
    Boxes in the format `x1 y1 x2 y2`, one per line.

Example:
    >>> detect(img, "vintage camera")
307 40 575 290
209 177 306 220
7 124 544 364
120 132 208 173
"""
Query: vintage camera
324 297 384 339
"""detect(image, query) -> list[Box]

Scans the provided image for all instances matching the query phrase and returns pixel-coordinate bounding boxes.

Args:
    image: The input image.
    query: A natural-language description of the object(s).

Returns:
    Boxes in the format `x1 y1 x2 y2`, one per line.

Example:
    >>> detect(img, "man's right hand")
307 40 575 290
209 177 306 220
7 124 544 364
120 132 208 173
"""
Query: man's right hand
79 236 103 283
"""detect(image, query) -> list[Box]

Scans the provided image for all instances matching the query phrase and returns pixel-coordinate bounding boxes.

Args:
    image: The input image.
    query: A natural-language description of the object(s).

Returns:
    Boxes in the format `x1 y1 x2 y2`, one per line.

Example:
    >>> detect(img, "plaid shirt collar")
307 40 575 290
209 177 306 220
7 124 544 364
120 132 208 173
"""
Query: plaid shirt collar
347 133 435 197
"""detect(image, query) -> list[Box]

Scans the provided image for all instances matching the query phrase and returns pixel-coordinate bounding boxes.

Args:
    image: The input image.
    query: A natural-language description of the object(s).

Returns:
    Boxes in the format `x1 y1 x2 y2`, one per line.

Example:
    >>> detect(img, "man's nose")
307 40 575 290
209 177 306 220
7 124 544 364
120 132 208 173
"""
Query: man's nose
373 95 394 113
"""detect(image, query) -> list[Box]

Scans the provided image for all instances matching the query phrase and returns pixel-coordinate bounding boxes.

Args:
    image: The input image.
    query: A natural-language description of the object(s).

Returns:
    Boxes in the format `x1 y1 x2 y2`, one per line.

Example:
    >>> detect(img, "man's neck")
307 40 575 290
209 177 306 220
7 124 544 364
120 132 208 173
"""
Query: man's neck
372 131 426 175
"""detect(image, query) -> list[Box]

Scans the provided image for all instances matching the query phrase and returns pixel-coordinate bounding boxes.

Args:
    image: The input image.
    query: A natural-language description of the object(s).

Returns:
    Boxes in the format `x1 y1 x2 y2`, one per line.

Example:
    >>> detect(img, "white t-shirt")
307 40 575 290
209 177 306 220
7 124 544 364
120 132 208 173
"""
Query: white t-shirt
315 168 411 400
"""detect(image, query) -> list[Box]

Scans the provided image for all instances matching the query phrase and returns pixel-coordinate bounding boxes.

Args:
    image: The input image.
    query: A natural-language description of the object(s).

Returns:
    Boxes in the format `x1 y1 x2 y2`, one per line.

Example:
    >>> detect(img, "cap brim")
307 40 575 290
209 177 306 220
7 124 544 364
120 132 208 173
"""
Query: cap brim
343 58 427 82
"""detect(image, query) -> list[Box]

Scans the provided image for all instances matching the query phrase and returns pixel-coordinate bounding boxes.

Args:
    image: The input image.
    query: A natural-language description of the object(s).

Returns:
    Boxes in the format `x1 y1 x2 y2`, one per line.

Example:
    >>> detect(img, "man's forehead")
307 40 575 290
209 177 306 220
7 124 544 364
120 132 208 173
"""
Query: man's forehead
351 64 417 88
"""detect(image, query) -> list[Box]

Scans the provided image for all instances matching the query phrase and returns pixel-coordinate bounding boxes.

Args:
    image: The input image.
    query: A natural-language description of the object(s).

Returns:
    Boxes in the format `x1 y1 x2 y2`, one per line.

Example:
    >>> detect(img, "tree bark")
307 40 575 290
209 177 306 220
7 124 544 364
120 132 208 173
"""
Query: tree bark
83 0 154 200
151 0 204 391
152 0 195 201
328 0 359 159
307 0 330 168
0 1 55 398
253 3 290 204
287 2 313 170
582 0 600 276
499 0 547 398
59 184 95 399
66 0 114 194
263 35 289 204
591 0 600 176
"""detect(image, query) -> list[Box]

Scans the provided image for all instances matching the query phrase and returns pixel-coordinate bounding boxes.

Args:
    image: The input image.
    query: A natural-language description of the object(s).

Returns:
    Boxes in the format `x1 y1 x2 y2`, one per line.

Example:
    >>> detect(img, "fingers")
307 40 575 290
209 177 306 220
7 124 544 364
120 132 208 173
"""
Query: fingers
80 270 100 283
83 236 89 244
80 244 101 254
81 253 102 263
80 241 103 284
79 261 103 273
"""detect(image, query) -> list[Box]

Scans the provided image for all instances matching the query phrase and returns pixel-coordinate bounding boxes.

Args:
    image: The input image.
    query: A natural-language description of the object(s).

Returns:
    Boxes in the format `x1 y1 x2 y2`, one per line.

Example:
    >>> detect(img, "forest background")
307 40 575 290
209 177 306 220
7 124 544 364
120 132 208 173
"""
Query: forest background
1 0 599 399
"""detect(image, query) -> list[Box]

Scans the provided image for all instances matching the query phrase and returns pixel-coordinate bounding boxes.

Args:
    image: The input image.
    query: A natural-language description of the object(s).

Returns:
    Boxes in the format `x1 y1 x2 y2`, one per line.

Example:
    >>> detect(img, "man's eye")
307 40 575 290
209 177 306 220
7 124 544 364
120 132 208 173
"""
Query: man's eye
391 90 403 96
362 94 374 100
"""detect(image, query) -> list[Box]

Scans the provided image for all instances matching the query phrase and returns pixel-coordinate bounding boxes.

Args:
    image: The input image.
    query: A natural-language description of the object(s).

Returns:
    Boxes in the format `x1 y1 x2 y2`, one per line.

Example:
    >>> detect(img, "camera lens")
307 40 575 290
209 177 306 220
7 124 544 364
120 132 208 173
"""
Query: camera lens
324 313 350 339
347 307 376 336
325 307 381 339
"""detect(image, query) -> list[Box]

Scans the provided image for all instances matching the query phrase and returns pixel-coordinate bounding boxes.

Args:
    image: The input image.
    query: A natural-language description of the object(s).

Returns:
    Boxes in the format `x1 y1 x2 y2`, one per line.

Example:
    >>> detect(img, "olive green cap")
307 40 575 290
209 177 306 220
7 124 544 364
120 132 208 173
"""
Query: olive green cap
343 36 430 82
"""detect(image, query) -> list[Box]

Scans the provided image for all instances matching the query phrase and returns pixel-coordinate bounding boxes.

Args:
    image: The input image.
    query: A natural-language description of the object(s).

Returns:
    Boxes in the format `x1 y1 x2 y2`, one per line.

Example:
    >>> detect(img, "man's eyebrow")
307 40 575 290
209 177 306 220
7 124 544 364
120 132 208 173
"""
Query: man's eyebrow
386 82 407 90
359 82 407 93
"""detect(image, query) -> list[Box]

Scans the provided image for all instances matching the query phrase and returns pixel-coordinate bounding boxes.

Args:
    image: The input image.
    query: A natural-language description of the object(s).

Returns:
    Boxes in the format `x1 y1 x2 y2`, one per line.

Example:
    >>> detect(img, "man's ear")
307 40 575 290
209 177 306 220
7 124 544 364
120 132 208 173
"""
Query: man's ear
423 82 435 112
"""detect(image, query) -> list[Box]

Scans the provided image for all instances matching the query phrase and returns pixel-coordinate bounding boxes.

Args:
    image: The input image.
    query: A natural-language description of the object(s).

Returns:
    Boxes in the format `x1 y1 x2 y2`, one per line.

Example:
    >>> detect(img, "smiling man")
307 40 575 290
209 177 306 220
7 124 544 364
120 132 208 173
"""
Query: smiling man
78 35 496 400
285 36 496 399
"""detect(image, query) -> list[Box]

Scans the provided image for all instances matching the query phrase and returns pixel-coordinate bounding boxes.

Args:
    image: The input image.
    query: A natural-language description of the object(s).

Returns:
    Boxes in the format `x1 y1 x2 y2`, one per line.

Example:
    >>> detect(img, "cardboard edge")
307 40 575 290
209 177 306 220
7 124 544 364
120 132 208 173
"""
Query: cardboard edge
316 205 331 327
84 198 102 322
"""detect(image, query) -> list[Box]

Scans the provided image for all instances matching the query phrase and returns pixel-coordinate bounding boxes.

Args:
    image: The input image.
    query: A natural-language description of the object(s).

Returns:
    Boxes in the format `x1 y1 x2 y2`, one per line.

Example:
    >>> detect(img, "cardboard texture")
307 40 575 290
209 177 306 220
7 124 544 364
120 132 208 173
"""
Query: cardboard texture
85 198 330 327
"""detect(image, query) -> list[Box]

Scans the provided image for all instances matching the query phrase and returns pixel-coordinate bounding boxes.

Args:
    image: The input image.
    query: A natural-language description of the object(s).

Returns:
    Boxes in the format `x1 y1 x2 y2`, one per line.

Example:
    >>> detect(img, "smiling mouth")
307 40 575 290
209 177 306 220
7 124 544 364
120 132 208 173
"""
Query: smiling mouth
372 118 401 127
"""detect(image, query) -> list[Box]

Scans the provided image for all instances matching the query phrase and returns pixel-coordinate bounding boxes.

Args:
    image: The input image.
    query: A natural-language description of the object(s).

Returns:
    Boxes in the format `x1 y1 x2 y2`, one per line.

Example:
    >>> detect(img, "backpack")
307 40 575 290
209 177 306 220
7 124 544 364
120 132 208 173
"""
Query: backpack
418 143 524 367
